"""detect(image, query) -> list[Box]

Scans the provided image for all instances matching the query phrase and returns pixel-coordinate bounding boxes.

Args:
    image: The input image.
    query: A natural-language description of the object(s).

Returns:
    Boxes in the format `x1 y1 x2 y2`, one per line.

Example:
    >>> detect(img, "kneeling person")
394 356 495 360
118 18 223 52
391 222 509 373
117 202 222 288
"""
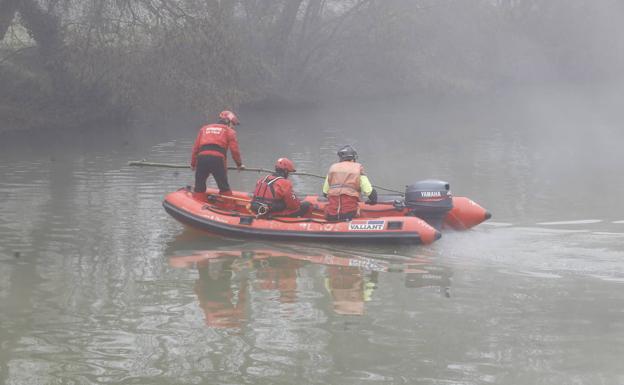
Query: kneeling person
251 158 311 217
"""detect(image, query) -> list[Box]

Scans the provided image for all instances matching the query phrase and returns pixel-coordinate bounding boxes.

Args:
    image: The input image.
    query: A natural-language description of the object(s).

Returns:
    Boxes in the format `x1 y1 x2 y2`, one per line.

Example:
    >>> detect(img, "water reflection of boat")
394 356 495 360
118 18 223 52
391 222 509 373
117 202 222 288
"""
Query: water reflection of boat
163 180 490 244
169 245 452 324
169 248 430 273
194 258 248 328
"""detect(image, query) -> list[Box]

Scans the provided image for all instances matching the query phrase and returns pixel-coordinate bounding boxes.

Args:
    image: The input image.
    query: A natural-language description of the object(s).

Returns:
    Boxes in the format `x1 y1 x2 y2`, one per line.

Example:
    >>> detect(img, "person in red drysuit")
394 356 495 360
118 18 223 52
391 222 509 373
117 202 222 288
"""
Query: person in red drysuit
191 110 246 199
251 157 312 217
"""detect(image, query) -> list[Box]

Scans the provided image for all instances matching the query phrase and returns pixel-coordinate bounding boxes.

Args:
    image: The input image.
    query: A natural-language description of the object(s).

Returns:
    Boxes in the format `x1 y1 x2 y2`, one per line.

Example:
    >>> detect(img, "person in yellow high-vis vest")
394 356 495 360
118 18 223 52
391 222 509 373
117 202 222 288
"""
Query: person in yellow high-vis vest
322 145 377 221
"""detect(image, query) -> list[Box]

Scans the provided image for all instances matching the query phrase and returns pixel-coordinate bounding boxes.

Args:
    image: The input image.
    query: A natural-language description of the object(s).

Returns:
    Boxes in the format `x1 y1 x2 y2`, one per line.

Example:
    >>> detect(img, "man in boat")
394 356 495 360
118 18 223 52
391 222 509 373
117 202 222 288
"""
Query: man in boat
250 157 312 217
190 110 246 200
322 145 377 221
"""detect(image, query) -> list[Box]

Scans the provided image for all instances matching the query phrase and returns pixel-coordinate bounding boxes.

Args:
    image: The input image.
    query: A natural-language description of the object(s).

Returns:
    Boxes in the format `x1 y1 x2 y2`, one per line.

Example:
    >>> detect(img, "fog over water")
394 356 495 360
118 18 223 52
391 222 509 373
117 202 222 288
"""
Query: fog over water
2 0 624 383
2 85 624 384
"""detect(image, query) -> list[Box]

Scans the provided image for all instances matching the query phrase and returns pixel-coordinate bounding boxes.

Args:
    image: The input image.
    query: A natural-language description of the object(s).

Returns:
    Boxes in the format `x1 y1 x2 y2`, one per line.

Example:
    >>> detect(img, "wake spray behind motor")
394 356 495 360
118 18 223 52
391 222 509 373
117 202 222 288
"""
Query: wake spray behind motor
404 180 453 230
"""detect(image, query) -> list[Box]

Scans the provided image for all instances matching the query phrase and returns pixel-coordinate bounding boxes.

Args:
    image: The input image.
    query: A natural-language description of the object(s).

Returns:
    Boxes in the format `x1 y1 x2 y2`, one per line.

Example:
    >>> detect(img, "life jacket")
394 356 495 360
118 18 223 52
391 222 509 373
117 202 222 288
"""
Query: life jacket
327 161 362 198
196 124 231 157
251 175 287 214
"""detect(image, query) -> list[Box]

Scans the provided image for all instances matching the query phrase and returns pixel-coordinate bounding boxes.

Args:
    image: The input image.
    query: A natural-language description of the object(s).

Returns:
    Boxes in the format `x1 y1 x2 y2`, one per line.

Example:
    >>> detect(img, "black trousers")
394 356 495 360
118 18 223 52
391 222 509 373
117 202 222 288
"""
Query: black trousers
281 201 312 217
194 155 230 193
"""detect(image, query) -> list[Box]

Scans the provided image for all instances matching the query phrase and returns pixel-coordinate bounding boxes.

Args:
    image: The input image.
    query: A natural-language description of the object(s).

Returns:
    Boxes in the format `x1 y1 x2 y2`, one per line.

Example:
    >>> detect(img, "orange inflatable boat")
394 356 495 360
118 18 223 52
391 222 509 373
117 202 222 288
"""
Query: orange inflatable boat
163 180 490 245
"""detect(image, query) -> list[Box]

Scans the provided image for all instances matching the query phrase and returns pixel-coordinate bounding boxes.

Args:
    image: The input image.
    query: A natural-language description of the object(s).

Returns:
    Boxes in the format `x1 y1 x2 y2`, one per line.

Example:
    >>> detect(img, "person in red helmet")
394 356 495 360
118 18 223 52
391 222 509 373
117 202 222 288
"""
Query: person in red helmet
251 157 312 217
323 145 377 221
191 110 246 199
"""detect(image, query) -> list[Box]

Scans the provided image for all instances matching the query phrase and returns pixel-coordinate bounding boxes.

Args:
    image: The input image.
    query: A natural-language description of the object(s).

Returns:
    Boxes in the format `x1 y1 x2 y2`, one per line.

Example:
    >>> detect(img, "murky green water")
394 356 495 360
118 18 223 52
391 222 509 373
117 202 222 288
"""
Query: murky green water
1 89 624 384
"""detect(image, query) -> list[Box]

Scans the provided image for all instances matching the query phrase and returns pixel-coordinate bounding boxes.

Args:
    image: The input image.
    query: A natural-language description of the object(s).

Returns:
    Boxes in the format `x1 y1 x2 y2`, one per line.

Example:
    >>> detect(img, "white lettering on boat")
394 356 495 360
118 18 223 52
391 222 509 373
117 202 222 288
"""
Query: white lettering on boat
348 220 385 231
201 214 229 223
421 191 441 197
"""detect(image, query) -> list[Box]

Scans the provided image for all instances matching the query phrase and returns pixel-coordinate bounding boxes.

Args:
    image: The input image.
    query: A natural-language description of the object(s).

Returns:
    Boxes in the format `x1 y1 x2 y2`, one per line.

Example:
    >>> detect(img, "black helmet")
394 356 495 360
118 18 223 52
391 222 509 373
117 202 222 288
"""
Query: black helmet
337 145 358 161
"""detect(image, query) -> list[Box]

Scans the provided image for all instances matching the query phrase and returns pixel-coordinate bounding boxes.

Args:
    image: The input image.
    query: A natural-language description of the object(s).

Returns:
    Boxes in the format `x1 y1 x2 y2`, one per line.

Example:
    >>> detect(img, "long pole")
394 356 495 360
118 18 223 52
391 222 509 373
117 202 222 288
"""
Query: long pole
127 160 404 195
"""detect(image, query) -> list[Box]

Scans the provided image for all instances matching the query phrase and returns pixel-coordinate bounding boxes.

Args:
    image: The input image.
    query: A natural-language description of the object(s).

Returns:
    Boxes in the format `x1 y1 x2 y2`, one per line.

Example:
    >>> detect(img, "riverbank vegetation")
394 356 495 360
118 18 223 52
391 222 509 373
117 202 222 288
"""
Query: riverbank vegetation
1 0 622 131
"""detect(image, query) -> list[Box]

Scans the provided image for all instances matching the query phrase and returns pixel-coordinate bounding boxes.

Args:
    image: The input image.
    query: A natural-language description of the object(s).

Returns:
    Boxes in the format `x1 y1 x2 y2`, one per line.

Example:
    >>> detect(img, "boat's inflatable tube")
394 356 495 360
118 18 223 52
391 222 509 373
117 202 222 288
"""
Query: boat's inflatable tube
163 185 490 244
163 188 440 244
444 196 492 230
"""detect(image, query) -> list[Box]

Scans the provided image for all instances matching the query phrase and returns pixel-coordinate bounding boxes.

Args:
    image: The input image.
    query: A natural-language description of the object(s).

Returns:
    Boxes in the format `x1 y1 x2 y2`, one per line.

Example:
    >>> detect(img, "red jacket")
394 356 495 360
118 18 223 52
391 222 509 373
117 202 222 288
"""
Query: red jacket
253 175 301 212
191 124 242 169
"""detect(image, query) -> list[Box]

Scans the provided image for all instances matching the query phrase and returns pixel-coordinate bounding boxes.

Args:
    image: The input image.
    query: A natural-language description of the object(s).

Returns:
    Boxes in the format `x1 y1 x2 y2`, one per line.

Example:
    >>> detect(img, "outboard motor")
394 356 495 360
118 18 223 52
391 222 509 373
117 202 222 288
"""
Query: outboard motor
405 180 453 230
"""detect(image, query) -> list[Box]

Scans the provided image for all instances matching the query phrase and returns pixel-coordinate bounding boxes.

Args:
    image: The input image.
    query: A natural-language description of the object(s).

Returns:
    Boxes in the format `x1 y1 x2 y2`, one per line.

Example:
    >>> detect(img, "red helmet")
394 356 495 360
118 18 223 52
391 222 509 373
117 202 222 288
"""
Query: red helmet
218 110 240 126
275 157 296 172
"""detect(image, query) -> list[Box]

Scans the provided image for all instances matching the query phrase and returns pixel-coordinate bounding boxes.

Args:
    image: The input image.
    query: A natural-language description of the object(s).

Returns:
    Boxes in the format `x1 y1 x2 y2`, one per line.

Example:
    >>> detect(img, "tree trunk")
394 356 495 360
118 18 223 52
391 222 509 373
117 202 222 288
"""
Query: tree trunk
272 0 304 61
17 0 74 99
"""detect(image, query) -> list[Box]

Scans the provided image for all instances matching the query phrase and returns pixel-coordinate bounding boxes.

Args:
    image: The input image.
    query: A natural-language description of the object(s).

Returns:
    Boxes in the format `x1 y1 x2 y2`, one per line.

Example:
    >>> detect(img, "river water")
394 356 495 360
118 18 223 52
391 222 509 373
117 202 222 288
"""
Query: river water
1 87 623 384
